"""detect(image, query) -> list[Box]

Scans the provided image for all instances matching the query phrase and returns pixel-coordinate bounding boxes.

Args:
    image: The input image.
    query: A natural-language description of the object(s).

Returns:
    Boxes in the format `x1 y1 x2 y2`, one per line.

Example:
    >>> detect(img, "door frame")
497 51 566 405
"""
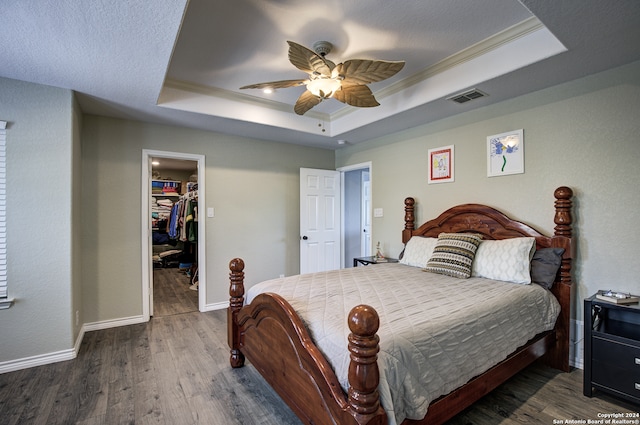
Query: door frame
141 149 206 319
338 162 372 268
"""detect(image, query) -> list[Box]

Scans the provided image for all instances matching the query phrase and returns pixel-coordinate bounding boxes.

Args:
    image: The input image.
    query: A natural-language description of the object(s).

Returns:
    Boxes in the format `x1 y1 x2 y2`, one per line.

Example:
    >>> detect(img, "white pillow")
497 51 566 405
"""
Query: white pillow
399 236 438 267
471 237 536 284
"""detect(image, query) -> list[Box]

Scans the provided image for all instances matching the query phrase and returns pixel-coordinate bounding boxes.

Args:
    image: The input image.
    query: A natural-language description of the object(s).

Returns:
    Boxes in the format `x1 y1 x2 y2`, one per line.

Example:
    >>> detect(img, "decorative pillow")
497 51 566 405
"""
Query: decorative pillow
424 233 483 279
471 237 536 284
530 247 565 289
399 236 438 267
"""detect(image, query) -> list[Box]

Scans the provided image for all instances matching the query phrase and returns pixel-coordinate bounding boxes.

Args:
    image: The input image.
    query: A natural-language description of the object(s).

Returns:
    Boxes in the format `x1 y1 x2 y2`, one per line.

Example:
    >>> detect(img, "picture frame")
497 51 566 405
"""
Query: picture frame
487 129 524 177
428 145 454 184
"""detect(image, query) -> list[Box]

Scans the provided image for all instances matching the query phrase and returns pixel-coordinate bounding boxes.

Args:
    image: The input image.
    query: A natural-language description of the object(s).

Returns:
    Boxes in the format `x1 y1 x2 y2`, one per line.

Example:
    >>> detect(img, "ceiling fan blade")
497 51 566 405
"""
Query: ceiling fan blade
334 60 405 85
239 79 307 90
287 41 334 77
333 84 380 108
294 90 322 115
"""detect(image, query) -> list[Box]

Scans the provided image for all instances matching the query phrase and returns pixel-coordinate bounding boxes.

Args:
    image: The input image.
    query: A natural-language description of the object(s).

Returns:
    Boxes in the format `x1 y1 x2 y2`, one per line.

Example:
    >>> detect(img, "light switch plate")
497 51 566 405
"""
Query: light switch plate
207 207 214 218
374 208 383 217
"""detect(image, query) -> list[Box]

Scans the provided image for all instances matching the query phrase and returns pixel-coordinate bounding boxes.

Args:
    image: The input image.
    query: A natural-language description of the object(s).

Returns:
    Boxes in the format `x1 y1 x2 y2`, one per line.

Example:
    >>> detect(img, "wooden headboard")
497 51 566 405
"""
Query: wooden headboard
401 186 574 371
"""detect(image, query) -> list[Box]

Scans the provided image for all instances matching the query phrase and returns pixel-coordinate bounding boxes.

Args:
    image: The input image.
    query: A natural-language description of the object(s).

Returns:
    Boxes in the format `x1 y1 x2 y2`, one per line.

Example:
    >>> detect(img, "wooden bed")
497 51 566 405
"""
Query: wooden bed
228 186 574 425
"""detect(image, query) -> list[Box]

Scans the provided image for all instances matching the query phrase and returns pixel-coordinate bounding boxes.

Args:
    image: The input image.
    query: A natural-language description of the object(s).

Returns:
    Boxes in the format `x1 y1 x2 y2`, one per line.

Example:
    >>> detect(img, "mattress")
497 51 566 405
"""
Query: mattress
246 263 560 425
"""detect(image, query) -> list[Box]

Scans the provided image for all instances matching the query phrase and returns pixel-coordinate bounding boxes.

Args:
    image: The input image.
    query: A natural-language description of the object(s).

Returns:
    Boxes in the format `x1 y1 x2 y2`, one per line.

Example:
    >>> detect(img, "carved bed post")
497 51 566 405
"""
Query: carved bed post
228 258 245 368
553 186 573 283
402 197 416 244
549 186 574 372
347 305 386 425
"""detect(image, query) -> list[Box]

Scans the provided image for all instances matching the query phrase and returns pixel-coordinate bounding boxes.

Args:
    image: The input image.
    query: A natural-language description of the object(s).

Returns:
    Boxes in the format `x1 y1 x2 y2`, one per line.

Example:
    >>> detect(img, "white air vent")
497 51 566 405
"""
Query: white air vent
447 89 487 104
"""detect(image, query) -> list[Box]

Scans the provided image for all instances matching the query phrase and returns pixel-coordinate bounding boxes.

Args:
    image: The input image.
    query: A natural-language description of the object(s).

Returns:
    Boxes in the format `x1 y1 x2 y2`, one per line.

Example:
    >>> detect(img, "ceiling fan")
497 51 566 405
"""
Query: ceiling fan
240 41 405 115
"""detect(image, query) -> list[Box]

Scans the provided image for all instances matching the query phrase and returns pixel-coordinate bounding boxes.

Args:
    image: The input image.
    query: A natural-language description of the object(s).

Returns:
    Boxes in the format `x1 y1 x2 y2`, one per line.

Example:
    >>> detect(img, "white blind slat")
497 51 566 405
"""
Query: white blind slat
0 126 6 299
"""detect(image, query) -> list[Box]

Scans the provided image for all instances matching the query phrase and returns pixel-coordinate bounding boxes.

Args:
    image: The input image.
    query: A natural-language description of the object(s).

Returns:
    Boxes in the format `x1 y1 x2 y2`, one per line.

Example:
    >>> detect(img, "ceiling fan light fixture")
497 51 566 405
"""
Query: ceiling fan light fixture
306 78 341 98
240 41 405 115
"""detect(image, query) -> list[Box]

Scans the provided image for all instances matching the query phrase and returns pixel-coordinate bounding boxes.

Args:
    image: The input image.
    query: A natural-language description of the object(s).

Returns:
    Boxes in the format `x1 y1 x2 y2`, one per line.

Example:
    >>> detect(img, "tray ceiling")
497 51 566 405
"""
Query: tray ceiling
2 1 640 149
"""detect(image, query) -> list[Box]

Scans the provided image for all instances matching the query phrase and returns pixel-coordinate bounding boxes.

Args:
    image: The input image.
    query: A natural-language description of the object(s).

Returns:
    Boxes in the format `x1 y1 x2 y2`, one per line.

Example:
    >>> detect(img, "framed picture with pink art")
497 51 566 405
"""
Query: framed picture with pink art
428 145 454 184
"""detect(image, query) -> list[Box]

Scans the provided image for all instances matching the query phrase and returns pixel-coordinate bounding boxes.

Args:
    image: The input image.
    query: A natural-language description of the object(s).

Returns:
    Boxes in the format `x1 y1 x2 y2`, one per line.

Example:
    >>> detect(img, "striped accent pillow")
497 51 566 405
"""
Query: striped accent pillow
424 233 483 279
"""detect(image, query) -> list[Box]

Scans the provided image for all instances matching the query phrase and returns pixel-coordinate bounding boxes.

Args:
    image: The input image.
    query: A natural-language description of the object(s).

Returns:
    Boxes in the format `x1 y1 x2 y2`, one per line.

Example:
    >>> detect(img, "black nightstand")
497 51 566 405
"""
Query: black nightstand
584 294 640 405
353 256 398 267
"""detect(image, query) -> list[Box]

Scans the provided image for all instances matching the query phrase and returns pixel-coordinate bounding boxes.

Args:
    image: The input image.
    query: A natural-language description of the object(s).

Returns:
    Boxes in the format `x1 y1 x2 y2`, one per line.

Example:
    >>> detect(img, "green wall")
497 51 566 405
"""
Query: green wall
81 116 334 323
0 77 78 363
336 60 640 323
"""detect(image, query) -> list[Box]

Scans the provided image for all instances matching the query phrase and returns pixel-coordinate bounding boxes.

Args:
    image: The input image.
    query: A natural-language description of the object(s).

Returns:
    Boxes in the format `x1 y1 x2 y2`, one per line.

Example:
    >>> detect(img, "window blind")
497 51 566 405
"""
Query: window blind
0 123 6 299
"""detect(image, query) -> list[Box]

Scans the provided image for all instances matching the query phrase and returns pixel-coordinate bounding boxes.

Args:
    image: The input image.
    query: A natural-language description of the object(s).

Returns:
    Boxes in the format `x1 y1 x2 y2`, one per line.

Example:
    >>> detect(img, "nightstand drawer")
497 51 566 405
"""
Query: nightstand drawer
592 359 640 400
592 336 640 365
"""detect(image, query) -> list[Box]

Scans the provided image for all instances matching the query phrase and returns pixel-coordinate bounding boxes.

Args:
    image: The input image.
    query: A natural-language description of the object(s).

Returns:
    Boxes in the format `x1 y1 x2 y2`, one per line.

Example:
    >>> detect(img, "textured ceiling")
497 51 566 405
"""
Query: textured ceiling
2 1 640 149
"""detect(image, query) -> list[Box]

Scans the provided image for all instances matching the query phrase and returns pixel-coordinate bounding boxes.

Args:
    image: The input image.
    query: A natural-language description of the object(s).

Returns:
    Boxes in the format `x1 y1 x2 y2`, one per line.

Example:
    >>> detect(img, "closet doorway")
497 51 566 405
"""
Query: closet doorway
340 162 372 267
141 150 206 320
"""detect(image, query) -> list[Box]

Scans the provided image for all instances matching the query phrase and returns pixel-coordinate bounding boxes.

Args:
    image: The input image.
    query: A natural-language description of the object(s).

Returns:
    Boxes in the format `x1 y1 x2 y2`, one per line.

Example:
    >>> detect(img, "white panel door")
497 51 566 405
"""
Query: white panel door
361 172 371 256
300 168 341 274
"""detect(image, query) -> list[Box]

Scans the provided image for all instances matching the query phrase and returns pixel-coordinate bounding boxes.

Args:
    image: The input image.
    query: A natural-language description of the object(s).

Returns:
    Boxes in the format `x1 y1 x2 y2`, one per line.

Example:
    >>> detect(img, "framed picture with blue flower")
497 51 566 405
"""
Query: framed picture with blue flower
487 129 524 177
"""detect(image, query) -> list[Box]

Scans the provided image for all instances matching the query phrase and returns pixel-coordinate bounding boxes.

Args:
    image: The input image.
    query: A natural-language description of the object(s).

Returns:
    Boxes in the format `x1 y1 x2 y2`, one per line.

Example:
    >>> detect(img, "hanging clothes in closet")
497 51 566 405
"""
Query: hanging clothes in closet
167 184 198 285
168 184 198 243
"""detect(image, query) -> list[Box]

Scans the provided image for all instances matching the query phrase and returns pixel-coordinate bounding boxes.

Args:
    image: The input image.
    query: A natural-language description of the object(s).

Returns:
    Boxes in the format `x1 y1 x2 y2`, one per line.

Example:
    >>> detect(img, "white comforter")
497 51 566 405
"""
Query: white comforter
246 263 560 425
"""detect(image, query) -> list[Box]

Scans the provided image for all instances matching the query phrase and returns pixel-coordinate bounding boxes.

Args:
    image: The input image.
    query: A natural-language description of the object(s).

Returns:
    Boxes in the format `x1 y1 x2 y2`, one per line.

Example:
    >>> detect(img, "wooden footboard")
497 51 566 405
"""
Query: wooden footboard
228 258 386 425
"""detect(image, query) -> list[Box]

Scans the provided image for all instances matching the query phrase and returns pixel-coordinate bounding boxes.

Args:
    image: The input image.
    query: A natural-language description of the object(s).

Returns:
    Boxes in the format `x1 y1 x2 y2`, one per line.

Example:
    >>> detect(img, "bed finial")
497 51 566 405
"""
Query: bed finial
229 258 246 368
347 305 382 421
553 186 573 238
403 197 416 243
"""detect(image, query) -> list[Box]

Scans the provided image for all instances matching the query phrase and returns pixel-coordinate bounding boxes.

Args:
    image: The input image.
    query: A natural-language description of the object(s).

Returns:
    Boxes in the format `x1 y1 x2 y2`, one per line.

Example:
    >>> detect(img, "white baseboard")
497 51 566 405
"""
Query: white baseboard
570 318 584 369
203 301 228 312
0 347 77 374
82 314 147 333
0 314 147 374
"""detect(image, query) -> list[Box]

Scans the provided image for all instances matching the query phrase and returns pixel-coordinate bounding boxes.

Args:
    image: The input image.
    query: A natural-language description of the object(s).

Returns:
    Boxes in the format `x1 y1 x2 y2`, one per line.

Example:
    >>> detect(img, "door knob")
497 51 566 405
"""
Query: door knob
302 236 308 240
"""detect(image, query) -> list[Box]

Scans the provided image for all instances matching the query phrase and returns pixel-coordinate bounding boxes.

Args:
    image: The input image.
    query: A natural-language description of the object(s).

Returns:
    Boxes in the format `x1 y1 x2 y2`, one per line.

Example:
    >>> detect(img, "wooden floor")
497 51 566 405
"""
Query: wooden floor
1 289 637 424
153 267 198 317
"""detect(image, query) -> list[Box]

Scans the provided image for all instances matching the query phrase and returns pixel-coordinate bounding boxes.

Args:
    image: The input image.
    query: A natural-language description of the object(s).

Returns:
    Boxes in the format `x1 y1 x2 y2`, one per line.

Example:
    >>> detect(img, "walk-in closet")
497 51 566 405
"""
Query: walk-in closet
150 158 199 316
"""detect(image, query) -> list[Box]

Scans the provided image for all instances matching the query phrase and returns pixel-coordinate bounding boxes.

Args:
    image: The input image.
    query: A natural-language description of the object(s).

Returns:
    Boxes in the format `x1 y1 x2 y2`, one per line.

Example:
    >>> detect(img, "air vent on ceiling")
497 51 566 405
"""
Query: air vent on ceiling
447 89 487 104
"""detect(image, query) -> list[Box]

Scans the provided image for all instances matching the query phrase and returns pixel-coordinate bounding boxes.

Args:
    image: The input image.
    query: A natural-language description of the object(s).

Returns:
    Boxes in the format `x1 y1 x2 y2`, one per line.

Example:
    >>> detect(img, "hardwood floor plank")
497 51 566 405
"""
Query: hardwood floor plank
187 393 239 425
80 329 112 420
1 368 32 425
130 323 166 425
153 268 198 317
16 382 60 425
75 414 107 425
167 327 212 399
152 350 196 425
105 326 136 424
44 329 113 425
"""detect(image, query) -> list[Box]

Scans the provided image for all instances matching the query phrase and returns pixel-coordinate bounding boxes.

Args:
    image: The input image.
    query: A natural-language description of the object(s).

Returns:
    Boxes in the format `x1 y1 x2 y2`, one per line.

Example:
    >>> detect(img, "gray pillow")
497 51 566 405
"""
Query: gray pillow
531 248 565 289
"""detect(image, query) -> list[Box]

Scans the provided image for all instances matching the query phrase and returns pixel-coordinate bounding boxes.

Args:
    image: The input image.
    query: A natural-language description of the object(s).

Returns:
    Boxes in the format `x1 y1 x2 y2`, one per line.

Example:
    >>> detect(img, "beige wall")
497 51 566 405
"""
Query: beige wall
0 77 77 363
336 60 640 322
81 116 334 323
71 94 83 339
